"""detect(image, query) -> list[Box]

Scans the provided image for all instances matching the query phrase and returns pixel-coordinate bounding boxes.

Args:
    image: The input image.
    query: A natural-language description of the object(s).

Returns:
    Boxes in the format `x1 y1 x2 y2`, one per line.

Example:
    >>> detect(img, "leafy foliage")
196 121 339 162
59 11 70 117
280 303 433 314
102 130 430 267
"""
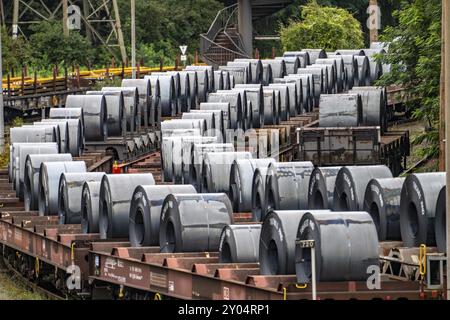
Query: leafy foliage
376 0 441 158
279 0 364 52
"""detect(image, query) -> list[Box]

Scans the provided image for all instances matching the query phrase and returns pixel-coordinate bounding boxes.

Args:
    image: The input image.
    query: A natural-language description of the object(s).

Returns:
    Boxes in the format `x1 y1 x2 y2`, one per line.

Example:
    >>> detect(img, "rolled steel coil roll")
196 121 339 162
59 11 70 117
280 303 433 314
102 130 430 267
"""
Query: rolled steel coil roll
399 173 446 247
102 87 139 132
214 70 224 91
367 56 383 85
295 211 379 283
159 193 233 253
219 224 261 263
261 59 286 79
219 66 248 85
145 76 162 125
268 84 291 121
186 65 214 92
228 61 253 83
273 79 298 117
435 186 446 252
182 113 215 135
234 84 264 129
99 174 155 239
200 102 231 134
284 74 313 113
14 143 59 200
335 55 359 90
161 136 183 182
283 51 310 68
86 91 124 137
260 210 312 275
251 167 270 222
25 124 61 152
335 49 365 56
58 172 105 225
222 71 232 90
24 154 72 211
264 162 315 216
190 110 223 141
319 94 363 127
155 72 181 114
308 167 342 210
129 185 197 247
229 158 275 213
161 119 205 136
179 136 217 184
349 87 386 131
234 59 263 84
184 66 209 102
208 91 243 130
66 95 108 141
262 89 277 125
230 88 251 130
317 57 345 92
81 181 102 234
146 75 176 117
10 126 57 145
354 56 371 86
303 49 327 64
363 177 405 241
276 56 300 75
202 152 253 193
38 161 87 216
49 107 85 134
184 71 199 110
43 119 83 156
122 79 152 127
333 165 393 211
296 69 323 107
261 63 273 86
34 121 69 153
309 64 335 94
190 143 234 191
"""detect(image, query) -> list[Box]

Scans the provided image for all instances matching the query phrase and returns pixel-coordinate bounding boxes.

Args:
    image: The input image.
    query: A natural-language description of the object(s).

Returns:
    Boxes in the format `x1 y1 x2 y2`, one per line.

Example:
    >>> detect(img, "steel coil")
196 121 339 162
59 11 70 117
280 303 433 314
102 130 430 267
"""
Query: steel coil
295 211 379 283
184 71 199 110
182 112 215 135
147 75 176 117
333 165 393 211
309 64 335 94
283 51 310 68
86 91 124 137
24 154 72 211
319 94 362 127
10 126 57 145
221 71 232 90
80 181 102 233
363 177 405 241
276 56 300 75
129 185 197 247
172 71 192 112
231 88 251 130
159 193 233 253
219 66 248 85
187 65 214 92
200 102 231 135
145 76 162 125
229 158 275 213
190 110 224 141
122 79 152 127
308 167 342 210
161 136 183 182
303 49 327 64
49 107 85 133
214 70 224 91
202 152 253 193
45 119 83 156
34 121 69 153
208 91 243 130
273 79 298 116
102 87 139 132
251 167 270 222
261 63 273 86
260 210 311 275
435 186 446 252
99 174 155 239
24 124 61 153
335 49 365 56
285 74 313 113
190 143 235 191
228 61 253 83
66 95 108 141
58 172 105 225
234 59 263 84
399 173 446 247
219 224 261 263
184 66 209 102
334 55 359 90
264 162 315 216
38 161 87 216
234 84 264 129
179 136 217 184
350 86 387 131
354 56 371 86
161 119 205 135
268 84 291 121
296 68 323 107
317 57 345 92
261 59 286 79
261 89 276 125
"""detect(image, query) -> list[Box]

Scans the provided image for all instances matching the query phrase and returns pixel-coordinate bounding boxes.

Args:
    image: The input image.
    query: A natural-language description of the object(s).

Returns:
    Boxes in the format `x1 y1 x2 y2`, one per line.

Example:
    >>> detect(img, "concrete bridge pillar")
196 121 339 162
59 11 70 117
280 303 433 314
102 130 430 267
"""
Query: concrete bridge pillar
238 0 253 57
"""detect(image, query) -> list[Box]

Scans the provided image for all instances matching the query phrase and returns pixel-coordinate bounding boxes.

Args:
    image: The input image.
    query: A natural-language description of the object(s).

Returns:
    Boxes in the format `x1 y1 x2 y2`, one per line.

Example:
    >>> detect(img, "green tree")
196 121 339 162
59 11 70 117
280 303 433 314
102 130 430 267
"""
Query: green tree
279 0 364 52
376 0 441 158
1 27 31 71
